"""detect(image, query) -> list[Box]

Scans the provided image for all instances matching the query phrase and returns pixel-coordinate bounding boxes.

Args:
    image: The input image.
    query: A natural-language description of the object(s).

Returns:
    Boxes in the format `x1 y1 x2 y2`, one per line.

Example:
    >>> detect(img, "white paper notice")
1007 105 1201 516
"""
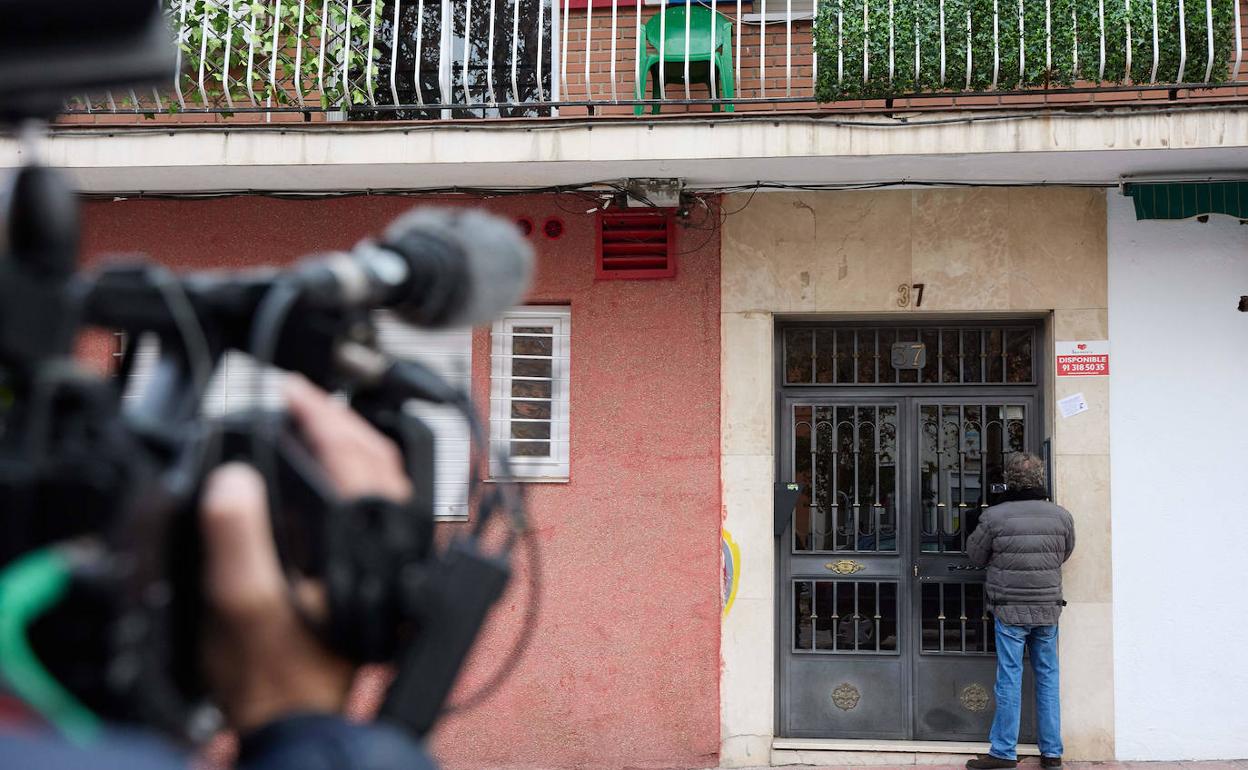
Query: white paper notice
1058 392 1089 419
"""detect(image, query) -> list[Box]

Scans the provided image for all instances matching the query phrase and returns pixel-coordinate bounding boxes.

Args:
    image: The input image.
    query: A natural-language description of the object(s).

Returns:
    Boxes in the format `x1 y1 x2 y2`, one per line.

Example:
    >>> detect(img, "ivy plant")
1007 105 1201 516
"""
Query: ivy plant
814 0 1238 101
172 0 385 111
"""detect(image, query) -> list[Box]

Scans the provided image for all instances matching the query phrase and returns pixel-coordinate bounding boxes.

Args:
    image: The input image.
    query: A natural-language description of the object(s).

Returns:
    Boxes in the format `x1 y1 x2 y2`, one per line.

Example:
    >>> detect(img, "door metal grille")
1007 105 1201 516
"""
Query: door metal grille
783 326 1035 386
793 404 898 553
794 580 900 654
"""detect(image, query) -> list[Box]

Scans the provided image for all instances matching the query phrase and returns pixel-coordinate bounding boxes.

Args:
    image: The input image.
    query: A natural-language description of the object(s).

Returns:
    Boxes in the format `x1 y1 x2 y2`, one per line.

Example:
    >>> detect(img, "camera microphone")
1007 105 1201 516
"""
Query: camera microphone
295 207 535 330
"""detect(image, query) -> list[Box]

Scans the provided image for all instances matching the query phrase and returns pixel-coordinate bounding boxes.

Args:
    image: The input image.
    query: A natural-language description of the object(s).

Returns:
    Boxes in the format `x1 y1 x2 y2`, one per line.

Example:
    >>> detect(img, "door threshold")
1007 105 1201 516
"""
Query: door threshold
772 738 1041 763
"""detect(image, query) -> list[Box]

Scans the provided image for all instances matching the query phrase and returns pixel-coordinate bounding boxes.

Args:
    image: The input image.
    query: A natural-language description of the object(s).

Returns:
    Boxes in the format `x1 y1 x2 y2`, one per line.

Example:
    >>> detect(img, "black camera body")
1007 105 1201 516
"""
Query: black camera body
0 0 173 121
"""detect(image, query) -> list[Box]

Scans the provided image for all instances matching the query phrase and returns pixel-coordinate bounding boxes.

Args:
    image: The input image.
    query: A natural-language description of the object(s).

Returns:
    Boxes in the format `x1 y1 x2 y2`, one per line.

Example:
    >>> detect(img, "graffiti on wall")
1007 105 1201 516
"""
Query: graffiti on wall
721 528 740 618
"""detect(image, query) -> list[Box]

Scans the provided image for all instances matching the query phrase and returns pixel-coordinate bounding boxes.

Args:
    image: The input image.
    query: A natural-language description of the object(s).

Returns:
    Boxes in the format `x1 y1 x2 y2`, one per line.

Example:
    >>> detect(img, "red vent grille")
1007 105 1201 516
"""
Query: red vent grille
596 210 677 280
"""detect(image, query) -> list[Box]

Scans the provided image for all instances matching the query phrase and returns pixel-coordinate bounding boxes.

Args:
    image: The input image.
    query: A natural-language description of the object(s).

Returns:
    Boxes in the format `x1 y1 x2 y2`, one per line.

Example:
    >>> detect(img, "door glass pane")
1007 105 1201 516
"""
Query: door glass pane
795 405 897 553
921 583 996 655
923 403 1027 552
794 580 899 654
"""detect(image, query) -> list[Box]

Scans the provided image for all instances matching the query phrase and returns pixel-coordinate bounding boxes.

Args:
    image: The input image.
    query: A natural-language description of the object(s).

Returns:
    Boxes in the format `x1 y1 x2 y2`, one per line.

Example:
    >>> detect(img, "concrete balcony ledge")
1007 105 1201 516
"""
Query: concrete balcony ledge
3 107 1248 193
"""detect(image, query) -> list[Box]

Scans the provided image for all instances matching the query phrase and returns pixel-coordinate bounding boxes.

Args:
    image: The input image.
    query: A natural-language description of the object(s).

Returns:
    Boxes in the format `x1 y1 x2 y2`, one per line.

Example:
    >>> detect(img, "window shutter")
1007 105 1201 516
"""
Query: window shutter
490 307 571 481
596 210 677 280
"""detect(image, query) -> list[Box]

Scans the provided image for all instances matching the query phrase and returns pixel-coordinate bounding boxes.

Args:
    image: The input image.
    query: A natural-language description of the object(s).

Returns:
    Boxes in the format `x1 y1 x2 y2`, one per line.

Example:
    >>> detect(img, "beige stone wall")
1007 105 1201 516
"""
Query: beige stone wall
719 188 1113 763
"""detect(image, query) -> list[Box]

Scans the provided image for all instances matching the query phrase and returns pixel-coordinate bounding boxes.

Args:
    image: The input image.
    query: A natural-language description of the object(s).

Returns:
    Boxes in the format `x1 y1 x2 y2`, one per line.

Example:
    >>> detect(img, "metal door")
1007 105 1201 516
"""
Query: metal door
911 398 1038 741
778 324 1042 741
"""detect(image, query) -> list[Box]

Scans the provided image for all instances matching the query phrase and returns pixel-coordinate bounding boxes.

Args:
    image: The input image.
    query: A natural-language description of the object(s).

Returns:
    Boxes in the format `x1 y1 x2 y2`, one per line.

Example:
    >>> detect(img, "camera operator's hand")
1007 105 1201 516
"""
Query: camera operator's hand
199 376 413 733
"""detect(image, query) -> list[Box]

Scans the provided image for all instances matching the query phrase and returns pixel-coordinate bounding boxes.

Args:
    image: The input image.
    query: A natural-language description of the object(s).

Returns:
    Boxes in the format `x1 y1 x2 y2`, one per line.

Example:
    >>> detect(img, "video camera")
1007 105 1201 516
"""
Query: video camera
0 0 536 746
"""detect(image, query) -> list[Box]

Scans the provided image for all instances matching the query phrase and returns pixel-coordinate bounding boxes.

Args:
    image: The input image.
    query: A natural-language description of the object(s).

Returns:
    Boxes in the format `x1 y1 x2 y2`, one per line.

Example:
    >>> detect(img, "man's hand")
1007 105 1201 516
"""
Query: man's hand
199 376 413 733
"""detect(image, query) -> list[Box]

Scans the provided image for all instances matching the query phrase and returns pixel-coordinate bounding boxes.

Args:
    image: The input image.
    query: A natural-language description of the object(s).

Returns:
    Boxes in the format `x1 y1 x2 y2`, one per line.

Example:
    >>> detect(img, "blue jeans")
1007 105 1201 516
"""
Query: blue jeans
989 618 1063 760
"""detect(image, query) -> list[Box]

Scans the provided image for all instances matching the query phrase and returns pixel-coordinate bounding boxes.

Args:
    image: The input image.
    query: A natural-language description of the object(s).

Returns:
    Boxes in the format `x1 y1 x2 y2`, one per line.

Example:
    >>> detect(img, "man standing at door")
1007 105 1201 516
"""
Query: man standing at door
964 453 1075 770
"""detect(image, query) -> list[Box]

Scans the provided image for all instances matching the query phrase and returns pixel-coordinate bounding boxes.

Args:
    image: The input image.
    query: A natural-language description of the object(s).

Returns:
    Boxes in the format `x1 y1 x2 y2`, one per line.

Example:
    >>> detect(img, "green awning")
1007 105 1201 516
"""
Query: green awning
1123 182 1248 221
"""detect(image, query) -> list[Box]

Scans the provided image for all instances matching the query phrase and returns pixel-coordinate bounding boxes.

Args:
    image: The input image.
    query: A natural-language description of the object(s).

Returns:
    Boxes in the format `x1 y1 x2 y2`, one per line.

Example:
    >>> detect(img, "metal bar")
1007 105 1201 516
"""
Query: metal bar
1150 0 1159 82
296 0 308 107
366 0 379 105
486 0 498 104
224 0 238 108
610 0 619 102
197 0 211 106
809 581 817 650
760 0 768 98
831 411 839 550
838 0 844 85
810 328 816 384
559 0 570 104
635 0 643 104
270 0 285 108
852 403 860 548
852 581 861 651
510 0 521 104
810 411 819 550
464 0 475 105
736 0 743 89
709 0 717 112
414 0 426 105
958 403 966 551
1073 1 1078 75
864 0 871 85
1045 0 1052 75
874 582 882 651
1098 0 1106 82
342 0 354 108
915 15 920 84
873 328 880 382
439 0 452 112
1235 0 1243 80
813 0 820 86
1178 0 1187 83
1125 0 1132 80
832 581 839 651
938 582 946 653
584 0 593 102
981 402 989 509
175 0 189 109
787 0 793 95
889 0 895 83
966 8 972 89
684 0 692 101
960 582 967 653
659 3 667 102
995 0 1004 87
246 0 260 105
318 0 330 104
979 328 986 382
1203 0 1214 83
873 405 882 551
939 0 946 85
537 0 548 103
1018 0 1024 80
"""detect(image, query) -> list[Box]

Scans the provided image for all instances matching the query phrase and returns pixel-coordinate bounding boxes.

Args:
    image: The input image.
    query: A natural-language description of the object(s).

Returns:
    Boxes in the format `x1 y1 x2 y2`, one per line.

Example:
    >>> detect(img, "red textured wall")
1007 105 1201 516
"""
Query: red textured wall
78 194 722 770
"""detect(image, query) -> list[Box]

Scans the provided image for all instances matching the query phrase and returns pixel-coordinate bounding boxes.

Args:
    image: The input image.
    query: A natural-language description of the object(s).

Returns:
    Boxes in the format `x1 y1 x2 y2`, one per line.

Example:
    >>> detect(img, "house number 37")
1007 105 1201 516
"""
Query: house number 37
897 283 926 308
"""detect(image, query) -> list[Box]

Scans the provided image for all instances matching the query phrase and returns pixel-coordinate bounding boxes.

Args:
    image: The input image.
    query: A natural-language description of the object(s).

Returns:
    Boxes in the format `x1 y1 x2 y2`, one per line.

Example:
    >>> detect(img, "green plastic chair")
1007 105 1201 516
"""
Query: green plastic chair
634 4 735 116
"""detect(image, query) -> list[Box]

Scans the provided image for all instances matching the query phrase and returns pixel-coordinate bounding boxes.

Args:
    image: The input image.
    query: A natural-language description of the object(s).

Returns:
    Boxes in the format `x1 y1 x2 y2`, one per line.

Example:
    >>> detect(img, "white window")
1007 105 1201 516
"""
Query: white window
120 312 472 520
490 306 571 481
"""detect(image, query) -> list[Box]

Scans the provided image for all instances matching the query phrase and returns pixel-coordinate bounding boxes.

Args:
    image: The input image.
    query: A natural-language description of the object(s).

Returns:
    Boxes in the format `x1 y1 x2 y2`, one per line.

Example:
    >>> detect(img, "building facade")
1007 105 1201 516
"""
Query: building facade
3 0 1248 764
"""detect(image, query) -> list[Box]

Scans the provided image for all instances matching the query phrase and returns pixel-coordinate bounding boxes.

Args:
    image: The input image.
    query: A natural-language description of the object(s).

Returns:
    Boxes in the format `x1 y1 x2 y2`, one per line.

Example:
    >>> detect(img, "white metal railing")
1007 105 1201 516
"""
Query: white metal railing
65 0 1248 118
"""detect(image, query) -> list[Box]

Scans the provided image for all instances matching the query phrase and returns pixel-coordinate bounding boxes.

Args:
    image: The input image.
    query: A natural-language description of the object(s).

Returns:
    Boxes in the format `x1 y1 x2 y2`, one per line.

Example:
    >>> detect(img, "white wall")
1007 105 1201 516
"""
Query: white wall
1108 193 1248 760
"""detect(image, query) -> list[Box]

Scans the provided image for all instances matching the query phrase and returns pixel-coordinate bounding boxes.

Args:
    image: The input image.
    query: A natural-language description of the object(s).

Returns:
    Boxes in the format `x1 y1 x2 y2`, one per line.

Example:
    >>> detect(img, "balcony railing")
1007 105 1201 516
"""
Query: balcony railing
58 0 1248 124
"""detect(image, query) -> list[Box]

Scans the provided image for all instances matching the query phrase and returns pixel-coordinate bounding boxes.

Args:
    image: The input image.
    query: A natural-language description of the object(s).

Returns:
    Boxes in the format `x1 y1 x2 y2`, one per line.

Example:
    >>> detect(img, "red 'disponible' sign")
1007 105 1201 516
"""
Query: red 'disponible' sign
1056 340 1110 376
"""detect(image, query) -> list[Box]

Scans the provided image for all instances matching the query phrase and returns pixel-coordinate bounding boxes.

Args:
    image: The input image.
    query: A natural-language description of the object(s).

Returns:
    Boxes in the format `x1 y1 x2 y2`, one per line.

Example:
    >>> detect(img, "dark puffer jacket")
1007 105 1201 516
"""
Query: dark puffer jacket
966 489 1076 626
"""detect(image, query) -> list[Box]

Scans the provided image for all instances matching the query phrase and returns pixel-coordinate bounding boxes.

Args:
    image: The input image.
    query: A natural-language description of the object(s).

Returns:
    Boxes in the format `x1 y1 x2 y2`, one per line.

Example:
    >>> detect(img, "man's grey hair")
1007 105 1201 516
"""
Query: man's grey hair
1004 452 1046 491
